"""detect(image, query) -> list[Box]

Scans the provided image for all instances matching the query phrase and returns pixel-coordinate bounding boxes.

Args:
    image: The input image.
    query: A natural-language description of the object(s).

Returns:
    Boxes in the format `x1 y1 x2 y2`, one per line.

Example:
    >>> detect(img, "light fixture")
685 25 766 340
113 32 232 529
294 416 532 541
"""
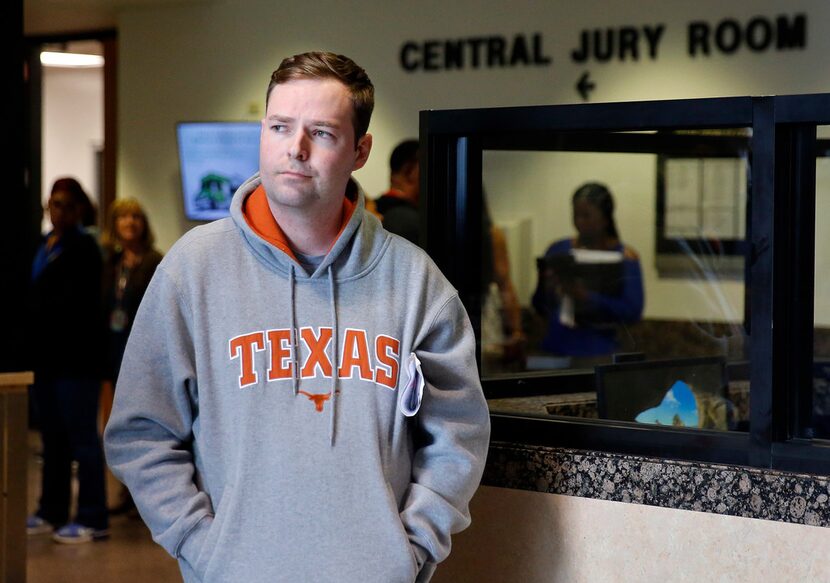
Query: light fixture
40 51 104 68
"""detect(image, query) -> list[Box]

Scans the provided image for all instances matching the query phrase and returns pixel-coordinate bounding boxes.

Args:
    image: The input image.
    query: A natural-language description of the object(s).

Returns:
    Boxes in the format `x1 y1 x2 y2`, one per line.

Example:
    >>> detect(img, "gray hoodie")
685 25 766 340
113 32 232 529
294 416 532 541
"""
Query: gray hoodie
104 174 491 583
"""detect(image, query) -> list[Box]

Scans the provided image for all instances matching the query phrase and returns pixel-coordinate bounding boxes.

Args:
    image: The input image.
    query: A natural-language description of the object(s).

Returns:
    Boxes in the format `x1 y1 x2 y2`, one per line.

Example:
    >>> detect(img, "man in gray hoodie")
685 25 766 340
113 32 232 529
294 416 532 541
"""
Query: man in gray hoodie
104 51 491 583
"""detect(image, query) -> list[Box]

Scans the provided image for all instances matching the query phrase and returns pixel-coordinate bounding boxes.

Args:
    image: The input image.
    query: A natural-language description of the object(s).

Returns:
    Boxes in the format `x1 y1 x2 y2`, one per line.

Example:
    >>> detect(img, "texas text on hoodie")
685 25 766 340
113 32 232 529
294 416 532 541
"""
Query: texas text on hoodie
104 174 491 583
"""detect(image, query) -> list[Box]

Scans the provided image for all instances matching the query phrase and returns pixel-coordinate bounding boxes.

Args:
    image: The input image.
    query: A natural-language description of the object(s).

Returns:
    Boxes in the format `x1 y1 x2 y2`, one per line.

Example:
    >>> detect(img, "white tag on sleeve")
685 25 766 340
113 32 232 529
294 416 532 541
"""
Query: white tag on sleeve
399 353 424 417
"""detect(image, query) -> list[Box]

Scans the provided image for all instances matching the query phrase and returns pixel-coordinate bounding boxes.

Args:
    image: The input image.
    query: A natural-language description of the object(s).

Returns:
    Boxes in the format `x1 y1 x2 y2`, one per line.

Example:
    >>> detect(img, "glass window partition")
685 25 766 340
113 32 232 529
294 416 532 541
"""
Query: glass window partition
478 131 751 434
421 96 814 468
422 93 830 472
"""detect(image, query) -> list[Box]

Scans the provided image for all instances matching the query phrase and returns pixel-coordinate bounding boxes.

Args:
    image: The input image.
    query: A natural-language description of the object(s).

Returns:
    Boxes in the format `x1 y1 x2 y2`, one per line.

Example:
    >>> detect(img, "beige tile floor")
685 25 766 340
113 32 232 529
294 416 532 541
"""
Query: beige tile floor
26 431 182 583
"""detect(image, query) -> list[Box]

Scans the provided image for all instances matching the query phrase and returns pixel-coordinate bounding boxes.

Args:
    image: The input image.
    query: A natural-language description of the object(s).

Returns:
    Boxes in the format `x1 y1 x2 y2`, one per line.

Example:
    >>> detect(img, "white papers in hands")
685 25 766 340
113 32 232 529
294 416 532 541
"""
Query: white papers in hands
570 248 623 263
559 294 576 328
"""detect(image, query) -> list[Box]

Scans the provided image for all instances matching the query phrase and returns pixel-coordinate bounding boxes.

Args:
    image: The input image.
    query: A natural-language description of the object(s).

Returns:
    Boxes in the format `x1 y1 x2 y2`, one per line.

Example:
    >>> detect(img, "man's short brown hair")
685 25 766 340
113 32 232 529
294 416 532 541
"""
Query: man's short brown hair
266 52 374 146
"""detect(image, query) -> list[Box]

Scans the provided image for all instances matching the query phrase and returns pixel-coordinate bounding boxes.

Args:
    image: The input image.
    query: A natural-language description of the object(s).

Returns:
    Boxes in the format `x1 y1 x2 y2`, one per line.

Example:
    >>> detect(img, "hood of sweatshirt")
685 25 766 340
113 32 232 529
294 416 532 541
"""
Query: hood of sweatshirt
106 171 491 583
229 172 388 444
230 172 384 281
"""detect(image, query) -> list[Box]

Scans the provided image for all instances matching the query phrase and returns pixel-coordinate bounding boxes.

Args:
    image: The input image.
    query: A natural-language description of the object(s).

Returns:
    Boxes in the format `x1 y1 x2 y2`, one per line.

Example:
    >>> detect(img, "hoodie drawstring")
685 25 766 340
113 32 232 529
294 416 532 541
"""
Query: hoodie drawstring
289 263 339 446
328 265 339 446
289 264 299 396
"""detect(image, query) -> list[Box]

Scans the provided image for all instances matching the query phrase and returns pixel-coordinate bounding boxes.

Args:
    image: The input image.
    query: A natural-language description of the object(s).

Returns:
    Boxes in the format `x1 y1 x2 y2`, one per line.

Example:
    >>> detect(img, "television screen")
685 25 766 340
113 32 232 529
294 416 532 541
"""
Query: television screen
176 121 261 221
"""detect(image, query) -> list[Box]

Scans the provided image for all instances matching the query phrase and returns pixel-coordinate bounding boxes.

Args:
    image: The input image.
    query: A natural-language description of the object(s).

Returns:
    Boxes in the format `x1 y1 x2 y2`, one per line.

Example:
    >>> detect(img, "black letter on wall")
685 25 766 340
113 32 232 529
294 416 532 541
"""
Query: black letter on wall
400 42 419 72
715 19 742 54
746 17 772 52
688 22 710 57
777 14 807 50
445 40 464 70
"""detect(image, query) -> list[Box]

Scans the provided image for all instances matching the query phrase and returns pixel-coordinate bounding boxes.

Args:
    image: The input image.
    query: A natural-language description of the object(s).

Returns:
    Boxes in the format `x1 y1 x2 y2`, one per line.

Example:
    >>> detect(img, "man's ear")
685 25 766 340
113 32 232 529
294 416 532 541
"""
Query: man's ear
353 133 373 171
405 161 420 186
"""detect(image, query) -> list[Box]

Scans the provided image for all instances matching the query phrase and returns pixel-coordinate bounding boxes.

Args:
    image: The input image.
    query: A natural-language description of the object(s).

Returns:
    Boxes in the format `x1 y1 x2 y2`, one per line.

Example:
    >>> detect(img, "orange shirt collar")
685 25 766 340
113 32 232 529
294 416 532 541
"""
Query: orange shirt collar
242 185 357 262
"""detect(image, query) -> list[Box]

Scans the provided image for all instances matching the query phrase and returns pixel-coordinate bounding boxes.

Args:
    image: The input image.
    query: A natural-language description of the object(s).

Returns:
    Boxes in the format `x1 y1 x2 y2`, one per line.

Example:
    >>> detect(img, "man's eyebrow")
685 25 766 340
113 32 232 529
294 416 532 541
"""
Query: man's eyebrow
265 114 340 129
310 120 340 129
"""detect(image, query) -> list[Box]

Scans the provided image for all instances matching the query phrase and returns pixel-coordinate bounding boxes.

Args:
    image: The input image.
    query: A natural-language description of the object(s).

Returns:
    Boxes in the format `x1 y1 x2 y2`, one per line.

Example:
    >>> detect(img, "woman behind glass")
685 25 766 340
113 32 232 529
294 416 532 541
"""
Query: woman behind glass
532 182 645 367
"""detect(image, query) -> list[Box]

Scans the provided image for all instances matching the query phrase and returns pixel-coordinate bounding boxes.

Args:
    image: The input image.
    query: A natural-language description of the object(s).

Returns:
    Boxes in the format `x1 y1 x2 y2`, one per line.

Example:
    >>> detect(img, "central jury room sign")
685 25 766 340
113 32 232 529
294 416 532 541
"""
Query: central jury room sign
399 14 806 72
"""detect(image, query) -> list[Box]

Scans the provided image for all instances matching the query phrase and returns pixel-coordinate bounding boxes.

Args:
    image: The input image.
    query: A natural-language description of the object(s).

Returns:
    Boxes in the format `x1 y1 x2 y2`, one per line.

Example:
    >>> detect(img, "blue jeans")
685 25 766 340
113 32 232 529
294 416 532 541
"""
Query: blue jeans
31 377 109 530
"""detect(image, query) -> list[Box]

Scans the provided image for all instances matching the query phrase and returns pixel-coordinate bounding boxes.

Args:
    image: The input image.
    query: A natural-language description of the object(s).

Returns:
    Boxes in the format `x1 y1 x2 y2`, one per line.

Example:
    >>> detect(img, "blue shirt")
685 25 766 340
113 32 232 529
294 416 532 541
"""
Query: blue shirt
532 238 644 357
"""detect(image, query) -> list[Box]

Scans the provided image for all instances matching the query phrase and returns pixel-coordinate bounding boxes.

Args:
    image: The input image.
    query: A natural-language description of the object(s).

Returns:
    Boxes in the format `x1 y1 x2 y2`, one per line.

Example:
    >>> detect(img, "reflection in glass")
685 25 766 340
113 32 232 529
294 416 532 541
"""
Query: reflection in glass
480 198 527 373
596 357 735 431
481 132 750 433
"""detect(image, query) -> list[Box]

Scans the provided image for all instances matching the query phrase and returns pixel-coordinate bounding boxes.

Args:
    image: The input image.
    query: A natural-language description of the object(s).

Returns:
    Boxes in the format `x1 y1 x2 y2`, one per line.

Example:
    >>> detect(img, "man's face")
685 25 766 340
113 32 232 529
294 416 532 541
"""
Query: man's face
260 78 371 216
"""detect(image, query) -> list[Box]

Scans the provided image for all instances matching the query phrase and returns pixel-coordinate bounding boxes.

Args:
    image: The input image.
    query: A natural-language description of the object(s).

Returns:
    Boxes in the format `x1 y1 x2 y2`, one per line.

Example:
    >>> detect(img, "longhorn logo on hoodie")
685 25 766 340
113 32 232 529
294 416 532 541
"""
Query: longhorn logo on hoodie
229 326 401 397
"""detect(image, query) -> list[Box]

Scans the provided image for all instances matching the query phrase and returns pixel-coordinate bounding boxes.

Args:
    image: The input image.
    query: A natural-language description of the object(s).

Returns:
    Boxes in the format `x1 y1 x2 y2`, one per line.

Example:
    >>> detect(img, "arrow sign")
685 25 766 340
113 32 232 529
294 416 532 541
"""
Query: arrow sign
576 72 595 101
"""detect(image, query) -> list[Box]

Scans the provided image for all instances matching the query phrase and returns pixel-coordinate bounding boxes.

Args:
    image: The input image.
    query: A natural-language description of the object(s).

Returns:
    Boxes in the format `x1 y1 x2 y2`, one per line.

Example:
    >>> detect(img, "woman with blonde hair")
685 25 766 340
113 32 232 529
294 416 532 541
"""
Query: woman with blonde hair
102 198 163 377
101 197 163 514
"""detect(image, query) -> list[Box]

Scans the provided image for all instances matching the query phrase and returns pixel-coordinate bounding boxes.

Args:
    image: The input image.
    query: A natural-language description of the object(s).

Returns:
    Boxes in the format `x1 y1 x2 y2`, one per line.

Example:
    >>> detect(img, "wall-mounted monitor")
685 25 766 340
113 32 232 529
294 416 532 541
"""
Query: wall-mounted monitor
176 121 261 221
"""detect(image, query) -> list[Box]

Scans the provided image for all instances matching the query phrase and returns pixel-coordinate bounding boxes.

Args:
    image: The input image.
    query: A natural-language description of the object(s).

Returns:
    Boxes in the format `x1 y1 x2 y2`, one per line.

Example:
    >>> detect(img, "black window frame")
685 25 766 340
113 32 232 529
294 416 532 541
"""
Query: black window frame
419 94 830 474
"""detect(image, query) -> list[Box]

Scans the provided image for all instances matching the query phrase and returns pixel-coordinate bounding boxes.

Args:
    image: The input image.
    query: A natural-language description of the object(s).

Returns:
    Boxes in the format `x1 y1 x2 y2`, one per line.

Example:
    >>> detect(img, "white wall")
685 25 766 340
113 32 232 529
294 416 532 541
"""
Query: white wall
42 66 103 231
112 0 830 323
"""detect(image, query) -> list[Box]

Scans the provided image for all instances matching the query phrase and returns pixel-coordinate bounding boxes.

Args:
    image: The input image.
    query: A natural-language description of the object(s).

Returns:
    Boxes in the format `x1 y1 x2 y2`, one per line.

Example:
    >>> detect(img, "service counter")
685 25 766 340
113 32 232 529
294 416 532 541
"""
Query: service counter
481 439 830 527
0 372 32 583
484 381 824 527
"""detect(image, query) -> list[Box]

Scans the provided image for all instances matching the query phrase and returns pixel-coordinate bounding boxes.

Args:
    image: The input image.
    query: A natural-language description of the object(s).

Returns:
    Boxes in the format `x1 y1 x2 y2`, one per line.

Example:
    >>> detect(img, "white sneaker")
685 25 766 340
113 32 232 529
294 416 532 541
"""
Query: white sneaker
26 515 53 536
52 523 110 544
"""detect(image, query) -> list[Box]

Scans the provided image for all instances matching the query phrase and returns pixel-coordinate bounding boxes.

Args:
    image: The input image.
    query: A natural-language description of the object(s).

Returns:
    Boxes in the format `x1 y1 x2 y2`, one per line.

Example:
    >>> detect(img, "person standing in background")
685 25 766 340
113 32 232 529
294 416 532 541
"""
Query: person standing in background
100 197 163 515
101 198 163 389
27 177 110 544
375 138 420 245
481 198 526 372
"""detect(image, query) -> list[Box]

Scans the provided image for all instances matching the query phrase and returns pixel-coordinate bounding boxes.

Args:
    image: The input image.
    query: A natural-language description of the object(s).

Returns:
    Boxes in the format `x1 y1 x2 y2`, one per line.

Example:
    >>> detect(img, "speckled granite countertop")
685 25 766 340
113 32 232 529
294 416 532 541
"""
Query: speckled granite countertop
483 441 830 527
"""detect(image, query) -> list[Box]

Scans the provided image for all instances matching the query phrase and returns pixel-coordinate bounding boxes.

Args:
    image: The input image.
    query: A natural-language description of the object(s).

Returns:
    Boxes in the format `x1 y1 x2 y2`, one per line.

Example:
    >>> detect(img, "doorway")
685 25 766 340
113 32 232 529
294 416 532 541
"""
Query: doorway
25 30 117 235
